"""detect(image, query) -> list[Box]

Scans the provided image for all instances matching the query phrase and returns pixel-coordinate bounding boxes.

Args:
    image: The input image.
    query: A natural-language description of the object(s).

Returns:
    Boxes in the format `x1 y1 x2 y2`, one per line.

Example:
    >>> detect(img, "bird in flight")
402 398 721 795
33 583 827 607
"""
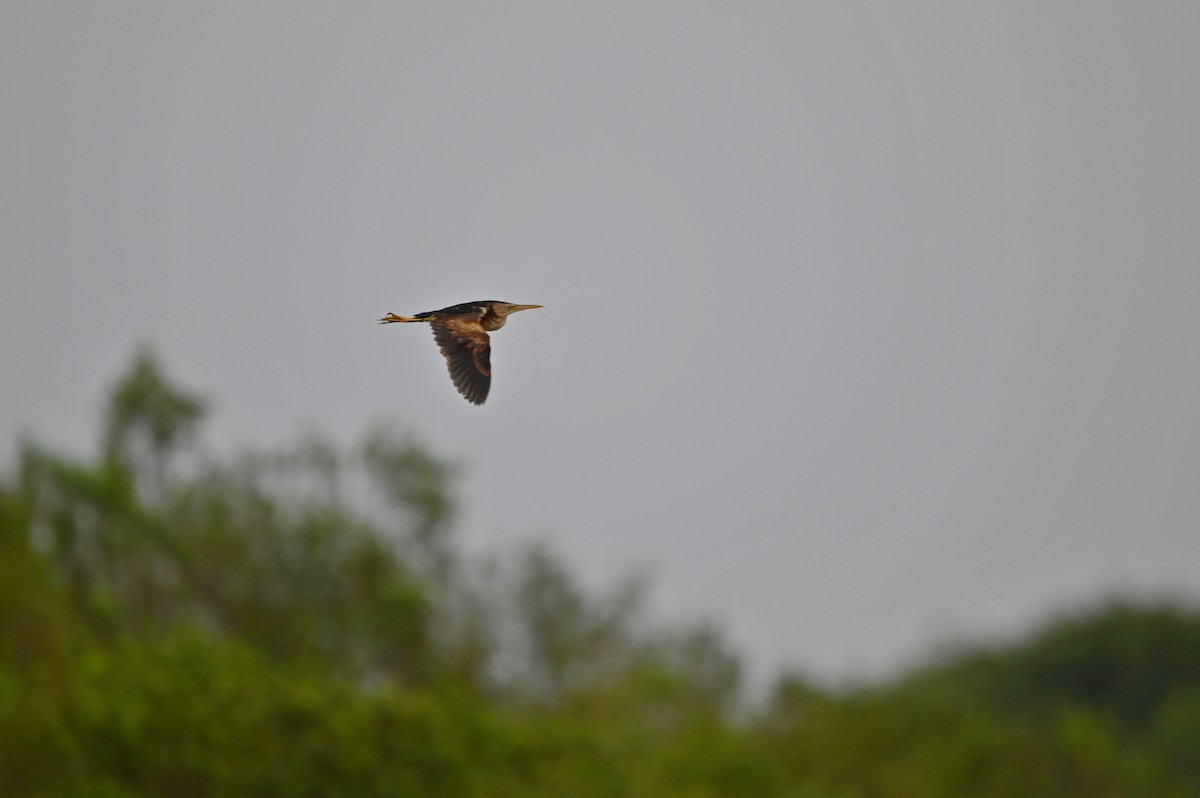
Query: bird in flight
379 300 542 405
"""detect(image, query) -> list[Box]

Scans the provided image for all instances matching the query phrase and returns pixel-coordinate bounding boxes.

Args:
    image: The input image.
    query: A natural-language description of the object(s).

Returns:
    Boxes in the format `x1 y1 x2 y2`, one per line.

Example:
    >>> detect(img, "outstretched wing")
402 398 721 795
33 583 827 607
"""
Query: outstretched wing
430 313 492 405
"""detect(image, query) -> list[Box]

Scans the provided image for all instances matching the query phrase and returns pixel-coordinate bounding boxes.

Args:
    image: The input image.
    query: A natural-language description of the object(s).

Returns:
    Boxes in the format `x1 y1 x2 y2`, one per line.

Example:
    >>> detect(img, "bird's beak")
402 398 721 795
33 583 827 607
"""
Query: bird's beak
508 304 543 313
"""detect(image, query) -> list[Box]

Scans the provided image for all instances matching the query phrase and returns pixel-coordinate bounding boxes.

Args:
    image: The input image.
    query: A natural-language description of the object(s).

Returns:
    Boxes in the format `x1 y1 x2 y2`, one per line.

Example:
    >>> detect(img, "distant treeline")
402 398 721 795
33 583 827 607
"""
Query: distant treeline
2 348 1199 796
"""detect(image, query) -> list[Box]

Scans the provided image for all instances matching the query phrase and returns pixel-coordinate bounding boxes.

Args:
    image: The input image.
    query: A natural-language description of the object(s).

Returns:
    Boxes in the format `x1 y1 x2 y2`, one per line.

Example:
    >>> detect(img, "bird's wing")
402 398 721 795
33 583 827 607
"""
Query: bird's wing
430 313 492 405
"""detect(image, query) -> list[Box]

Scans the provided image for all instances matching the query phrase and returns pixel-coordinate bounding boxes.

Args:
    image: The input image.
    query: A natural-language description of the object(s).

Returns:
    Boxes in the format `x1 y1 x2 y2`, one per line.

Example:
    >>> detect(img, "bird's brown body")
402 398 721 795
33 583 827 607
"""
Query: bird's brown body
379 300 542 405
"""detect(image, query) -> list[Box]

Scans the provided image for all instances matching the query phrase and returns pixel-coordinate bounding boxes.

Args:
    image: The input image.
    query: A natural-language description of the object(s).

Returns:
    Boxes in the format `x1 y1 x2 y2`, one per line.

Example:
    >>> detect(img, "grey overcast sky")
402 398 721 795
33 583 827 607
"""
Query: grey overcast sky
3 3 1199 681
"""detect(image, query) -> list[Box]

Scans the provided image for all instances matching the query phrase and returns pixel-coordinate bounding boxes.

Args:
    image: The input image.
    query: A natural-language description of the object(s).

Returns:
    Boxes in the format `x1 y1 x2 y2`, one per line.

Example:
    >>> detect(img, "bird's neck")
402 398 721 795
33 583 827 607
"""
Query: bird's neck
481 310 507 331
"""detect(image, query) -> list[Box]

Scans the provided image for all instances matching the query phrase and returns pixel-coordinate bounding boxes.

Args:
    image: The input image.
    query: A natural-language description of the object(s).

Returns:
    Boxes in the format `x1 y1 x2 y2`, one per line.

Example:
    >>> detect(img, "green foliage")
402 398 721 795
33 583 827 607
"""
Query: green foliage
916 601 1200 731
505 542 649 701
102 345 205 492
4 347 1200 795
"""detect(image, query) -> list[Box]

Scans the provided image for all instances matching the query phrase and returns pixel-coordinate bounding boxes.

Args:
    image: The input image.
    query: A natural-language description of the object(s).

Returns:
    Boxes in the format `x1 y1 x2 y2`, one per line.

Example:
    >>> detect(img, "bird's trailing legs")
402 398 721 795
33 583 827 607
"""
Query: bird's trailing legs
378 313 426 324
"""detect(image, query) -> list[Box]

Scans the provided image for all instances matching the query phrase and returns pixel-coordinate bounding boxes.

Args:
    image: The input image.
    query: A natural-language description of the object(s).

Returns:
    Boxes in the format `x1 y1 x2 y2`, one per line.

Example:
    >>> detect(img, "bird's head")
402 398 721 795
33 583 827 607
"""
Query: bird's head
500 302 543 316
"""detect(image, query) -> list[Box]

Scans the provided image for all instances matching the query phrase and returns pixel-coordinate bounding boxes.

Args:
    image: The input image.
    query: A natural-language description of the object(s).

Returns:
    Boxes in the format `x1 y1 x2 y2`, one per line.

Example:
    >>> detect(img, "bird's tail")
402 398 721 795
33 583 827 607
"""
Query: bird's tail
378 313 428 324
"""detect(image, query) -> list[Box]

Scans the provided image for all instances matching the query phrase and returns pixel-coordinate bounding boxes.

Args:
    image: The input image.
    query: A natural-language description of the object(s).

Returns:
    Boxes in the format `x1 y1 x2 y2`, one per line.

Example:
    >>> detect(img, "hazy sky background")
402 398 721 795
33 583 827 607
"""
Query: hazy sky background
3 3 1198 682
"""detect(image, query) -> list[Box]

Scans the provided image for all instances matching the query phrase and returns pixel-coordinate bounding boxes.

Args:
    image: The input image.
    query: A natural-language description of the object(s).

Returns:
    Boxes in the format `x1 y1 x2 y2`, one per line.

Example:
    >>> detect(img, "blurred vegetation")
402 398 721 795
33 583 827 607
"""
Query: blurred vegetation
3 349 1200 796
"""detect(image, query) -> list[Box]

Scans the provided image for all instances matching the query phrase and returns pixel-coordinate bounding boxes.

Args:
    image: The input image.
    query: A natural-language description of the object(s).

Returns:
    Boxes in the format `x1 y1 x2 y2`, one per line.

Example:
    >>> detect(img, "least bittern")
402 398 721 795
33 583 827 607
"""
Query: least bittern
379 300 542 405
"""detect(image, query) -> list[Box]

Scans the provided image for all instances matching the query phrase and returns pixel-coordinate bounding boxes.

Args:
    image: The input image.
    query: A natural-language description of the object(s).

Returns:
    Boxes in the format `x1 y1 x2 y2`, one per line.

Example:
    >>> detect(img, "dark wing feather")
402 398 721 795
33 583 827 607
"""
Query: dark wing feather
430 314 492 405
